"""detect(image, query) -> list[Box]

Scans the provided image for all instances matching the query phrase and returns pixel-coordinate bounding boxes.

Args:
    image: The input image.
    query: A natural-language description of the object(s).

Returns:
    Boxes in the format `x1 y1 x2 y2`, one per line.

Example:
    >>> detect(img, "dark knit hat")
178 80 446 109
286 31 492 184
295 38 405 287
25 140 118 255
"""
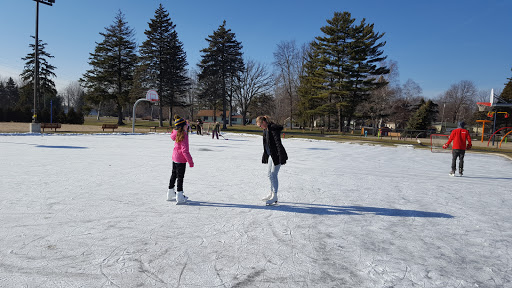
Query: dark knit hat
458 121 465 128
174 116 186 127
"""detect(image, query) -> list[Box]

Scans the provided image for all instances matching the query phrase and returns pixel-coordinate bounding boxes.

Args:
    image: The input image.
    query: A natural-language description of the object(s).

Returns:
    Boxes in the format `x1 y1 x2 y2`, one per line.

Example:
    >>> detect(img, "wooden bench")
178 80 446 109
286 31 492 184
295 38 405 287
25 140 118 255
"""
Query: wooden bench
149 126 171 133
388 132 401 139
41 123 61 132
101 124 118 132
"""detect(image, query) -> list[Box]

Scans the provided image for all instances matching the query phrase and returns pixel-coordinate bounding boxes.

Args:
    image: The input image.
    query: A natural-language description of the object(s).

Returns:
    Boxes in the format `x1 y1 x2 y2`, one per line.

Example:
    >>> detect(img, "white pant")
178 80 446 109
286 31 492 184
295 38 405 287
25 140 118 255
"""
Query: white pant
267 157 281 194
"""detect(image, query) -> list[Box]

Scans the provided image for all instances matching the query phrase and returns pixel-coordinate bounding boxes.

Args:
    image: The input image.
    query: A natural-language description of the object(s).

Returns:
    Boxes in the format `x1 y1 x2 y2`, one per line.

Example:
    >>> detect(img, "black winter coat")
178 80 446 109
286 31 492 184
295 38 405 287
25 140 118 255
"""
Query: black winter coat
262 123 288 165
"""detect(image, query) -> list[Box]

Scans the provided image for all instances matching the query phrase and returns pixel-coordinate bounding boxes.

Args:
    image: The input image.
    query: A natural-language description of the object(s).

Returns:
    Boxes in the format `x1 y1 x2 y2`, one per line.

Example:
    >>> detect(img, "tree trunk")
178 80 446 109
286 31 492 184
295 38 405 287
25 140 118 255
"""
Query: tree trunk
158 104 163 127
338 106 342 133
117 104 123 125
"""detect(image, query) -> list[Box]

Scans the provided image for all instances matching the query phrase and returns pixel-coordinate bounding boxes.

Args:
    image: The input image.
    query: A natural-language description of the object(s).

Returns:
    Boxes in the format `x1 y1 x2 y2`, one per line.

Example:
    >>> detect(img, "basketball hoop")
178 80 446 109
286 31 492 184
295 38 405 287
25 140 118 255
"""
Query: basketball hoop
476 102 491 112
146 90 159 102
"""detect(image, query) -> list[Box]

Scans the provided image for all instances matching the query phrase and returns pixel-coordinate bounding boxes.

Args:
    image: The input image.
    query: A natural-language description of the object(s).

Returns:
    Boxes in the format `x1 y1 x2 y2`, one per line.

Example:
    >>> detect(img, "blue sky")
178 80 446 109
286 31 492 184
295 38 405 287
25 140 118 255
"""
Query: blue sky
0 0 511 99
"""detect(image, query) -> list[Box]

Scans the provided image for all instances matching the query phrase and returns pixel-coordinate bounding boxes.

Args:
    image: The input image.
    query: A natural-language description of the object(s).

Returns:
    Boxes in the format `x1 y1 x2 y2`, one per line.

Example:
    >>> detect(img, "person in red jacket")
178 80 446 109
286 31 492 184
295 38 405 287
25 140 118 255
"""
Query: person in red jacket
443 121 472 176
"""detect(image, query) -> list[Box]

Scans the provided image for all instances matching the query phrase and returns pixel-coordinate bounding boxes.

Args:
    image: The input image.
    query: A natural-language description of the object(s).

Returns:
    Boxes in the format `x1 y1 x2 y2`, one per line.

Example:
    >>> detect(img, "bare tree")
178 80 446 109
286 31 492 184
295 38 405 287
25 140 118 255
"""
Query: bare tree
402 79 423 101
233 59 274 125
357 60 400 133
63 81 85 111
273 40 304 128
383 78 423 130
440 80 477 123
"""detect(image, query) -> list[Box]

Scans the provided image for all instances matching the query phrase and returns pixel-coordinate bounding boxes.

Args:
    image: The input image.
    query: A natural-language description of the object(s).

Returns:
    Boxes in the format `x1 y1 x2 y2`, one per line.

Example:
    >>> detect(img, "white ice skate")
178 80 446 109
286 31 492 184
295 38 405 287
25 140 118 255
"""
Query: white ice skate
265 192 278 206
167 188 188 202
261 191 273 201
449 171 455 177
167 188 175 201
176 191 187 205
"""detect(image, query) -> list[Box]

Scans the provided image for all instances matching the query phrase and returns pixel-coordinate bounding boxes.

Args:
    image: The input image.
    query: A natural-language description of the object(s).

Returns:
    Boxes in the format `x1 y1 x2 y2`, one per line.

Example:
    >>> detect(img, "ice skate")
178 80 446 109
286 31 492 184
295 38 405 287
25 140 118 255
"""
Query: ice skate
261 191 273 201
167 188 175 201
449 171 455 177
167 189 188 202
459 169 463 176
176 191 187 205
265 192 278 205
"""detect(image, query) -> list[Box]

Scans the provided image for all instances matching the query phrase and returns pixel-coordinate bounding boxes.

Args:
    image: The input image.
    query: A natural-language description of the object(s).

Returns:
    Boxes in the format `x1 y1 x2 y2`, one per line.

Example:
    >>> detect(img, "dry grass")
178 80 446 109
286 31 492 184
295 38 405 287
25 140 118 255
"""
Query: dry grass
0 122 167 134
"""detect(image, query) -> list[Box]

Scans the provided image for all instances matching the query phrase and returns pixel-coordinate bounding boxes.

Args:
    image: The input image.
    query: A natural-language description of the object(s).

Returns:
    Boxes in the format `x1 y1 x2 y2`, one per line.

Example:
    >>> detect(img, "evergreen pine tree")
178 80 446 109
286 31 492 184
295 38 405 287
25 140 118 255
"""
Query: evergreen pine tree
0 81 6 109
139 4 189 126
198 20 244 129
19 37 57 117
406 99 438 132
82 10 137 125
0 81 5 120
5 78 20 109
297 47 329 129
304 12 389 131
501 67 512 103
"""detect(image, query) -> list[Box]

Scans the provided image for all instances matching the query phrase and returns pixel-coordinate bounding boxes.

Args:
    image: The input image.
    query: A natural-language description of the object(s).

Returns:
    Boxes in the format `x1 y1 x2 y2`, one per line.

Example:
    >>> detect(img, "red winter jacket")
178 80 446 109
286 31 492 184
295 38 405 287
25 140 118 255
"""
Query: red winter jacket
445 128 472 150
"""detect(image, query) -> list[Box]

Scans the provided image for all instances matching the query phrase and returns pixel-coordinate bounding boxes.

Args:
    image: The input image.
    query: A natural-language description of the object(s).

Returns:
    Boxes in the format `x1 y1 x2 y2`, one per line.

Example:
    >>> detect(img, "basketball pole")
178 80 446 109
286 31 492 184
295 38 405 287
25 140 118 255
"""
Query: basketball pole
132 90 159 133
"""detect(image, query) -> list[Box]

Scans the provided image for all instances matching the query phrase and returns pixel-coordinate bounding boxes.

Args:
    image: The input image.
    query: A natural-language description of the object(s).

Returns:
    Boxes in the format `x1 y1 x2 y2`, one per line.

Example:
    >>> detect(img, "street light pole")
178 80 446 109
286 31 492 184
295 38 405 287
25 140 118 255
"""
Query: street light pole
441 102 446 133
34 0 39 123
30 0 54 132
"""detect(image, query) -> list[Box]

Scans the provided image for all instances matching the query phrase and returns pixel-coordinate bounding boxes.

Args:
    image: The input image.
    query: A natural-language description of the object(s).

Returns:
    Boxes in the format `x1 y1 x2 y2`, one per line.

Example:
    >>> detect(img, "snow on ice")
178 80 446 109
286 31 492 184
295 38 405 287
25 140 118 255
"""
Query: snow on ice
0 132 511 287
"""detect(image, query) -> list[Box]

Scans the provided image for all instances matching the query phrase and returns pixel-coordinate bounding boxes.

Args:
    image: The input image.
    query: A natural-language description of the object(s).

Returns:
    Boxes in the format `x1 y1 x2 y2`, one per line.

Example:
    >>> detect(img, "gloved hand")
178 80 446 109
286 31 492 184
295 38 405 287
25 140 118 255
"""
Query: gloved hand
467 143 472 150
442 144 448 149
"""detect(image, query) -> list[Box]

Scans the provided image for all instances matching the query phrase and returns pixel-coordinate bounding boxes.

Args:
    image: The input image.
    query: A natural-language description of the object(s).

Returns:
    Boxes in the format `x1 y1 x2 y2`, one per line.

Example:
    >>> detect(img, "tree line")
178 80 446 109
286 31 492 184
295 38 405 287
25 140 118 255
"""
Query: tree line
1 5 511 132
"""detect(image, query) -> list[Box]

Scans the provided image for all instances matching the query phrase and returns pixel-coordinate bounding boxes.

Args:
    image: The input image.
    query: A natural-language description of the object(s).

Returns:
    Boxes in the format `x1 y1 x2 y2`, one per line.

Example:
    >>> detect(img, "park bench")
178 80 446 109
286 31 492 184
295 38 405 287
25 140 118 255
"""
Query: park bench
101 124 118 132
388 132 401 139
41 123 61 132
149 126 171 132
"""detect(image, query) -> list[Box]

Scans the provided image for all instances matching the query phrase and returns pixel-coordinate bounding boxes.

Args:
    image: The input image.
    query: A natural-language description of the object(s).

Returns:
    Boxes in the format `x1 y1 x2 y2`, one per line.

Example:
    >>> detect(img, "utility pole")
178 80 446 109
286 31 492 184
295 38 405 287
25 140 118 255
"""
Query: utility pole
30 0 55 133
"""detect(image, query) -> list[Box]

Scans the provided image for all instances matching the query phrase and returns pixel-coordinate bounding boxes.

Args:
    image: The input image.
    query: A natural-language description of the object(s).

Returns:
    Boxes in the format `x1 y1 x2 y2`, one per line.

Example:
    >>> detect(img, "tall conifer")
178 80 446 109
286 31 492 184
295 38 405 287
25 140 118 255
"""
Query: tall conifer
20 37 57 112
198 20 244 129
82 11 137 125
139 4 189 126
303 12 389 131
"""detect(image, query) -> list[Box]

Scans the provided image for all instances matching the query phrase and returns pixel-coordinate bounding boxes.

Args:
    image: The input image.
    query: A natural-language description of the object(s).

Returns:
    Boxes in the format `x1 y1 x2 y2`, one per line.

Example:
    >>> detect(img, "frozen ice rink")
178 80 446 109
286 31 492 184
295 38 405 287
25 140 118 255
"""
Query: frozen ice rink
1 132 511 287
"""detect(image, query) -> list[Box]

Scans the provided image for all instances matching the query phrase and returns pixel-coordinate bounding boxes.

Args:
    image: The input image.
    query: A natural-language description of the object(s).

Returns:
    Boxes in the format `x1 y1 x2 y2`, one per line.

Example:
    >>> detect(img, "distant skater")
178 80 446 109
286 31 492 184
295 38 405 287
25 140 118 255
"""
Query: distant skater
212 122 220 139
256 115 288 205
196 119 203 135
168 115 194 204
443 121 472 176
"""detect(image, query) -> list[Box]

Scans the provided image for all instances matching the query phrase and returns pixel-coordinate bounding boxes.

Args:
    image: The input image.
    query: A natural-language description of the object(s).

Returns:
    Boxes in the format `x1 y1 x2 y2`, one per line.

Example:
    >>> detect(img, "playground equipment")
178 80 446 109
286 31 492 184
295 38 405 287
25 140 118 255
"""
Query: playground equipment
476 89 512 147
475 120 492 142
132 90 159 133
486 127 512 148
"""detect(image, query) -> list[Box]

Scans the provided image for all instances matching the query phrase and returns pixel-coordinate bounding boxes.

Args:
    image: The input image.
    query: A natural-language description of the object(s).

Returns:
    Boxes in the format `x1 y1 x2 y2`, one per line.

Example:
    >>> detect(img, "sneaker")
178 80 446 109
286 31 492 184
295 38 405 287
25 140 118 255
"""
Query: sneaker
449 171 455 177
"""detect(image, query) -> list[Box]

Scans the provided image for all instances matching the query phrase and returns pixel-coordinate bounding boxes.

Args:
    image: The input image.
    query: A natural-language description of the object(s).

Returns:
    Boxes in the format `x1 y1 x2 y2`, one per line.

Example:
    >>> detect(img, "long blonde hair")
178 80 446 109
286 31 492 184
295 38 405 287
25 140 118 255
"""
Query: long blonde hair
175 126 185 142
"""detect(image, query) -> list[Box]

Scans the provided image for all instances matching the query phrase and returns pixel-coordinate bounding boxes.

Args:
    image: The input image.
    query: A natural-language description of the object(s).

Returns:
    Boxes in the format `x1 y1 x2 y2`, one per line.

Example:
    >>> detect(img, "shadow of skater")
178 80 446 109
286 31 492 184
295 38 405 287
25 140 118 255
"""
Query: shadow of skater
185 201 454 218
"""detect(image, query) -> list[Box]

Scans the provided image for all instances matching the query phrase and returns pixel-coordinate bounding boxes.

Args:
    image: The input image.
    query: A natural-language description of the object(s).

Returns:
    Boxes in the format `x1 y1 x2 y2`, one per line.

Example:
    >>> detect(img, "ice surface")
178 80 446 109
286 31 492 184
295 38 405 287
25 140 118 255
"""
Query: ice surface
1 132 511 287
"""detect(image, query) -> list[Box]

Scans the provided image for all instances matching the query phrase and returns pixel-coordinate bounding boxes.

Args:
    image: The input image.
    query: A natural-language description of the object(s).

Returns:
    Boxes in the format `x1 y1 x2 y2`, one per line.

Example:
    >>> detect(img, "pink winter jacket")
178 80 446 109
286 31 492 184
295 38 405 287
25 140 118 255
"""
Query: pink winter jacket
171 129 194 167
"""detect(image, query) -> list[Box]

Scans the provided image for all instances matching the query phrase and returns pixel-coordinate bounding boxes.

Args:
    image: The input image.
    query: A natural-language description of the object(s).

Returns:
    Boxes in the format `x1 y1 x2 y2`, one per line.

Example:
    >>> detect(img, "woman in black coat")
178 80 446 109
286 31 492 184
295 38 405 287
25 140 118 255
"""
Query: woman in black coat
256 115 288 205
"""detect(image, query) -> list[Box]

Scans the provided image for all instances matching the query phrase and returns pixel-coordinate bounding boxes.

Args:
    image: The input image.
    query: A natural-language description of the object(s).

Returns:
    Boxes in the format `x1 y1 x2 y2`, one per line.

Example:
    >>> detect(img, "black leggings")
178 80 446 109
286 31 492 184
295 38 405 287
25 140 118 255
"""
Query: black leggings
169 162 186 191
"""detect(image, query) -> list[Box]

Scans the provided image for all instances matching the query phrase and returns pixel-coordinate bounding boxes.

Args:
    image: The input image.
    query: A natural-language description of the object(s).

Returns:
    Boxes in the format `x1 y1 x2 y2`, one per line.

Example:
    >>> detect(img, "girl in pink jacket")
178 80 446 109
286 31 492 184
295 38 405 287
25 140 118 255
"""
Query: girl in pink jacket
168 116 194 204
